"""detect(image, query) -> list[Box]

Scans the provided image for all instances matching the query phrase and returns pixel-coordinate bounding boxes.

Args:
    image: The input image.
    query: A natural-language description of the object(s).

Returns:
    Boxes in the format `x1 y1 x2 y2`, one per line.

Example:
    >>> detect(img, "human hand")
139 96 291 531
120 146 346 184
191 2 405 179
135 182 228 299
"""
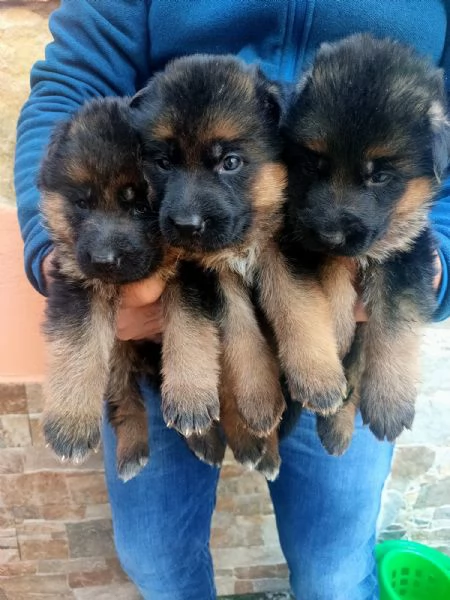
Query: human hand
353 251 442 323
116 275 166 342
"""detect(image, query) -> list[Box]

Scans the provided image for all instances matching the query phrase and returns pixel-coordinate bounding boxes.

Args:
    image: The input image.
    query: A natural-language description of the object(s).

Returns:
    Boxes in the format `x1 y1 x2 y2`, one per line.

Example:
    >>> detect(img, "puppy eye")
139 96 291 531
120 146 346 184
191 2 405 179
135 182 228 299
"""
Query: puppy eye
122 186 136 201
366 172 392 186
317 157 328 172
219 154 243 173
155 157 172 172
131 203 151 217
75 196 89 210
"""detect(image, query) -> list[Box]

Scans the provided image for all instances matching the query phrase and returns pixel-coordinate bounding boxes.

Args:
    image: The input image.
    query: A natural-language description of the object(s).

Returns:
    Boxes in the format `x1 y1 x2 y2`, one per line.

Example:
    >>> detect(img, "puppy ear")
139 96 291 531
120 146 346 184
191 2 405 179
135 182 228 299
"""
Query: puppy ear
129 86 150 109
38 119 72 190
428 100 450 181
251 66 282 125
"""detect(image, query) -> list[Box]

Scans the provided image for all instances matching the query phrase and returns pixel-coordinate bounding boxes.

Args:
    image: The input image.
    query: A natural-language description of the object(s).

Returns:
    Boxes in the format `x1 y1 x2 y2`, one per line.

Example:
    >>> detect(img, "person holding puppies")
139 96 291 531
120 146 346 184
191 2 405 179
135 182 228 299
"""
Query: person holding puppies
15 1 450 599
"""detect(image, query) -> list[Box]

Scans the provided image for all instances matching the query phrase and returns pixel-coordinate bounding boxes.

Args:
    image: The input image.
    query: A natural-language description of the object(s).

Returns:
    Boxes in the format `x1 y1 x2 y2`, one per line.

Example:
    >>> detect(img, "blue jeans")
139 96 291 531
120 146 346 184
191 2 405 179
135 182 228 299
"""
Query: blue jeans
103 383 393 600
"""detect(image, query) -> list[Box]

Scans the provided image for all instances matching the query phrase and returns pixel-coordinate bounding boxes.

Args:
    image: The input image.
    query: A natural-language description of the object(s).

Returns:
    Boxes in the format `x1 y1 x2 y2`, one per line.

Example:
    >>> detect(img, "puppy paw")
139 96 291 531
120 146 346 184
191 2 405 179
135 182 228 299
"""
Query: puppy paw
162 389 220 436
288 367 347 416
255 449 281 481
237 389 285 436
43 412 100 464
186 425 226 468
117 441 149 482
316 412 354 456
232 436 267 471
360 392 415 442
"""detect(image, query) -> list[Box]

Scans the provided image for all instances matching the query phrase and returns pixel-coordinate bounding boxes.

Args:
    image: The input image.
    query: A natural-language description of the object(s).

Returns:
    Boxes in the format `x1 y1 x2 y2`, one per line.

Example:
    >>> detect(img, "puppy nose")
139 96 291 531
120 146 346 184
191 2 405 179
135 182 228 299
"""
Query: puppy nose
171 215 205 237
318 230 345 247
89 251 121 268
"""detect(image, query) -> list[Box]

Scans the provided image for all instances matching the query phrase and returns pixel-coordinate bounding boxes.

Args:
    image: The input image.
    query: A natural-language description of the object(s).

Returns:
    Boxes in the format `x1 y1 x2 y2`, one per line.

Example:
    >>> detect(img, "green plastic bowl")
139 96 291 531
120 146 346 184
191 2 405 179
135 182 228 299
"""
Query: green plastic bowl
376 541 450 600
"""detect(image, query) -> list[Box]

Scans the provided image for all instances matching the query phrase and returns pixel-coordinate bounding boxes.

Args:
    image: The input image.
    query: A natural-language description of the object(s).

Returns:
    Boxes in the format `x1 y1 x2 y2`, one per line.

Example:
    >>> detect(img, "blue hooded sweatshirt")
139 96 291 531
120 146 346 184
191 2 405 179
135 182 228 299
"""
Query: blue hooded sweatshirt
14 0 450 320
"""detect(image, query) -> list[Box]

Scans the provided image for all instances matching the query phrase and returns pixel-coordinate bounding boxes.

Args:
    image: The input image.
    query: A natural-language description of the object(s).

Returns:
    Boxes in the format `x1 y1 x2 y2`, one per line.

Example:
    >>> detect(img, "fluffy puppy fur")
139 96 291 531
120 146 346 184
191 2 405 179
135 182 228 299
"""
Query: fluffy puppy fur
133 54 347 477
282 34 449 454
39 97 168 481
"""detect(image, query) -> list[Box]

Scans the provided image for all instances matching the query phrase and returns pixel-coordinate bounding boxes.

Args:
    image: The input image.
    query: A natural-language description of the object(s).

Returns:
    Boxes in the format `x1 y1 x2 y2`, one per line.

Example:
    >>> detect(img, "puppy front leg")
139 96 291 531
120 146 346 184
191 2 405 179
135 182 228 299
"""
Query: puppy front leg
219 372 281 481
258 242 347 415
320 257 357 359
316 323 366 455
106 340 149 482
359 266 420 441
161 277 221 436
219 271 285 435
43 275 116 462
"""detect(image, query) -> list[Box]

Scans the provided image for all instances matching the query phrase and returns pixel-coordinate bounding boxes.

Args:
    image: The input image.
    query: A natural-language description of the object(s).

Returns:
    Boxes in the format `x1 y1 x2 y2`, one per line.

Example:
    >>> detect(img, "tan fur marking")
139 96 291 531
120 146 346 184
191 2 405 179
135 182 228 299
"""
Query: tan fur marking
219 372 270 468
396 177 433 217
152 121 174 140
161 278 221 435
107 340 149 480
65 159 91 184
304 139 328 153
365 144 397 160
200 118 243 142
41 192 74 246
258 241 346 414
368 177 433 260
320 257 357 359
219 271 285 435
357 266 422 441
43 291 117 456
251 162 287 210
362 306 420 414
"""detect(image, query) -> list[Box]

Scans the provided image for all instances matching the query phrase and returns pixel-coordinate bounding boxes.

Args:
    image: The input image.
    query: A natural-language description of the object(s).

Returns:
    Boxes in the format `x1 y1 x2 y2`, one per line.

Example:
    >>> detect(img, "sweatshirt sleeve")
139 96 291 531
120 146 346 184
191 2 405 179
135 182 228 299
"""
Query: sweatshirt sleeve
14 0 150 295
430 21 450 322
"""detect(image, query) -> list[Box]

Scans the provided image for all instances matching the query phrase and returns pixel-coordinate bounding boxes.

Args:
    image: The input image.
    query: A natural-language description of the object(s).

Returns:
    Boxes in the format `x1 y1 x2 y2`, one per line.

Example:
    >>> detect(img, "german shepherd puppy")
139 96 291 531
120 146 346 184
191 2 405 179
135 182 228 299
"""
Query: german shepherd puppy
282 35 449 454
133 54 348 475
39 97 168 481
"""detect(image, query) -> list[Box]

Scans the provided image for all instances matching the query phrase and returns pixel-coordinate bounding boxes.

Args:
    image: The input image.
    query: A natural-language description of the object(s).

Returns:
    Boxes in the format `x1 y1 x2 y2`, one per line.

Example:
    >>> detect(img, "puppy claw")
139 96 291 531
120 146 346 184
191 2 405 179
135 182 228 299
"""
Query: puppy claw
43 412 101 464
232 436 267 470
289 370 347 416
162 391 220 436
117 442 150 483
360 384 416 442
316 414 353 456
186 427 226 468
236 391 285 437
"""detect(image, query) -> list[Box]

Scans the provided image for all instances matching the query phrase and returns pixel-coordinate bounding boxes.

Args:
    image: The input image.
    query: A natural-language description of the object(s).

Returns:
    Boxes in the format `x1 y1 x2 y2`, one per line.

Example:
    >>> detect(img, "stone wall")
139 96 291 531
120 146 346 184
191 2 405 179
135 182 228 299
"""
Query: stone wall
0 381 289 599
0 0 58 207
